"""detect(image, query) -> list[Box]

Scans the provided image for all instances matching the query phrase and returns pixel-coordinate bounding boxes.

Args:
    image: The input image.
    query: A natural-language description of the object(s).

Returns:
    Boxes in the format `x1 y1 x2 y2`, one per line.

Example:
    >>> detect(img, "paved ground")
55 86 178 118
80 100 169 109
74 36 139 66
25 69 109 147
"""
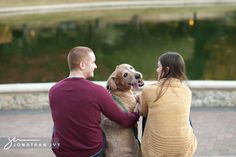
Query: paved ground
0 107 236 157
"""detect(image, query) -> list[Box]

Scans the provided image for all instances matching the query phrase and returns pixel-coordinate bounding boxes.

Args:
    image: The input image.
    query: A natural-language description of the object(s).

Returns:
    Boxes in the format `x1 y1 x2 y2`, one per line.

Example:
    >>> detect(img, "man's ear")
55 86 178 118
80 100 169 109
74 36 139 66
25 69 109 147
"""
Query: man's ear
80 62 85 70
107 72 117 90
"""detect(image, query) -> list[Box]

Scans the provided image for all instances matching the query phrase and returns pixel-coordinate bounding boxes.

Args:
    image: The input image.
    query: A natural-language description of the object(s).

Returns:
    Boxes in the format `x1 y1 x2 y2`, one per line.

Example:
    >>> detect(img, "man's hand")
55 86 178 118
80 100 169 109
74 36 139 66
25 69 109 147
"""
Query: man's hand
134 94 141 113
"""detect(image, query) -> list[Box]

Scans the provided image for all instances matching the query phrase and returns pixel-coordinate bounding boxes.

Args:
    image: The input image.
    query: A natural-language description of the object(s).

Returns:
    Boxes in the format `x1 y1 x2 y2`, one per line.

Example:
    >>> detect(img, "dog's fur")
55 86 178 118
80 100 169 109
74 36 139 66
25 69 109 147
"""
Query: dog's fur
101 64 144 157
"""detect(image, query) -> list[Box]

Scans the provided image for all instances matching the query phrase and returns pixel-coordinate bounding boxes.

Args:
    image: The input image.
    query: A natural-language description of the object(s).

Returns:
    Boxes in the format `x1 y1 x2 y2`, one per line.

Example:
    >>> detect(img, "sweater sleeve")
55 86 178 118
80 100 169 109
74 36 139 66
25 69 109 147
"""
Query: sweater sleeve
140 86 149 117
96 86 139 127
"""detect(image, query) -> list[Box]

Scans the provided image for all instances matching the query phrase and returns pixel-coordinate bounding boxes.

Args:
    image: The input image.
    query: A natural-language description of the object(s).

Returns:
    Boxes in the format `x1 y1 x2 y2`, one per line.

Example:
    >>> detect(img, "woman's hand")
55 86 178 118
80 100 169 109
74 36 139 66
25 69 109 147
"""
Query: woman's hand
134 102 140 113
134 94 141 113
135 94 140 104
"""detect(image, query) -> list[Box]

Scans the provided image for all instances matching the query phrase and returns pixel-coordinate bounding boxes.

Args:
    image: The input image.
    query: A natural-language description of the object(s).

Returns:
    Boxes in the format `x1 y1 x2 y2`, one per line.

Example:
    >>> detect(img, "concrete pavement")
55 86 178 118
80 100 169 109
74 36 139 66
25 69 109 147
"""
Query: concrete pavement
0 107 236 157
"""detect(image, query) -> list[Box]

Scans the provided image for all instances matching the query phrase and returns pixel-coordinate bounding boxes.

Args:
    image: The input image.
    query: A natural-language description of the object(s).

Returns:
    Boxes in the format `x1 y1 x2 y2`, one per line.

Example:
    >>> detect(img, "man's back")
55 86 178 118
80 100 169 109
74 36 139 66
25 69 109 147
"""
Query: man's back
49 77 105 157
50 77 139 157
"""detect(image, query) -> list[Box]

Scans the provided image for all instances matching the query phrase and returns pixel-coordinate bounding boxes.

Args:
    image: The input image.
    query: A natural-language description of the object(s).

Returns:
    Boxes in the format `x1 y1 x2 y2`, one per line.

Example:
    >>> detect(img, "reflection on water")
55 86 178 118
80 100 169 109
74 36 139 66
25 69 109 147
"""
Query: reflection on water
0 10 236 83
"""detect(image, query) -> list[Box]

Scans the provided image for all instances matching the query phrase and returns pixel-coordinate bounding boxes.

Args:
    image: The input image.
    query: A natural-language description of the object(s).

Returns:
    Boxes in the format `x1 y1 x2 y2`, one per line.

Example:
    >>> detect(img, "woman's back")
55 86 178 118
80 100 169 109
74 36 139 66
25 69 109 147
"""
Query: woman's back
140 78 197 157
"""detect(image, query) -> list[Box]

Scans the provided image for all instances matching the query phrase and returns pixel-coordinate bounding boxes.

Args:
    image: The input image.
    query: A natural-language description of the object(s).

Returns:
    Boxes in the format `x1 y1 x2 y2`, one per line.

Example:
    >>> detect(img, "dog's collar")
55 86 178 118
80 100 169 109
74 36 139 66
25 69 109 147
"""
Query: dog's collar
112 94 140 145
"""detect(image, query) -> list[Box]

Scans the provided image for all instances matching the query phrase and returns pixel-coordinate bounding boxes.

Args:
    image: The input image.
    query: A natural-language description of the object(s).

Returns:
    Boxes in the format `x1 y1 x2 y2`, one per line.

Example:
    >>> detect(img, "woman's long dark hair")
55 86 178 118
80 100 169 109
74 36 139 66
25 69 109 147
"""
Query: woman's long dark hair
154 52 188 102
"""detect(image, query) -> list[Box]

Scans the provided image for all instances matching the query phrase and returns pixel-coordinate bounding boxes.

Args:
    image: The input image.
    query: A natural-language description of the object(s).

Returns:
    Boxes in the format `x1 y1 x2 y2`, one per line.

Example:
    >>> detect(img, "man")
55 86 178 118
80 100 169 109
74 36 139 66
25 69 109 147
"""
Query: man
49 46 139 157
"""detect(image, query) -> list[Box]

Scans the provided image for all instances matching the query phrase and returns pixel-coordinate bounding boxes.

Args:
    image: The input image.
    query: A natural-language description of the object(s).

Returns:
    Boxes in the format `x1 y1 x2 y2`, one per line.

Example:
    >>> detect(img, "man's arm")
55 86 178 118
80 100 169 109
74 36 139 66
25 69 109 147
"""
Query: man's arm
96 87 139 127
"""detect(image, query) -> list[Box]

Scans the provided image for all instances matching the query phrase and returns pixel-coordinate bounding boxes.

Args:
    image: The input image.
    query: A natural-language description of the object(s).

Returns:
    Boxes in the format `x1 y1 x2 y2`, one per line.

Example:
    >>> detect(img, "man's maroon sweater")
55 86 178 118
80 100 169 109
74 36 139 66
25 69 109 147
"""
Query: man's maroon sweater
49 77 139 157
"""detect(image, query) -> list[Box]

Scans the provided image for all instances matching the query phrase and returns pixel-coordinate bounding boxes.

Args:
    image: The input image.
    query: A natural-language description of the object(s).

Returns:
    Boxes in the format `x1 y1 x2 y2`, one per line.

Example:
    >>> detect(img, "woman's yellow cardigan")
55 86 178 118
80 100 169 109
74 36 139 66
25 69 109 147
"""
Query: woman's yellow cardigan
140 78 197 157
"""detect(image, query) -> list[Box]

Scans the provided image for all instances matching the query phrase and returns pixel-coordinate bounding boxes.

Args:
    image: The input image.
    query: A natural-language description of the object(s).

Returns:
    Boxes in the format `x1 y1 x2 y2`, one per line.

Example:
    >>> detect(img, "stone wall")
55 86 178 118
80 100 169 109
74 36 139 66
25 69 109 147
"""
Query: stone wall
192 89 236 107
1 90 236 110
0 81 236 110
0 92 49 110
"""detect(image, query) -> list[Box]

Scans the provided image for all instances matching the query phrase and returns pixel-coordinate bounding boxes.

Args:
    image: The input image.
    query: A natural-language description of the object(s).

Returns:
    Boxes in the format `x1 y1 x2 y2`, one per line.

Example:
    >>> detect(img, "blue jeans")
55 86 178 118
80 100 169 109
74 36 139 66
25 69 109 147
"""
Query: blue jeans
90 147 104 157
189 116 193 127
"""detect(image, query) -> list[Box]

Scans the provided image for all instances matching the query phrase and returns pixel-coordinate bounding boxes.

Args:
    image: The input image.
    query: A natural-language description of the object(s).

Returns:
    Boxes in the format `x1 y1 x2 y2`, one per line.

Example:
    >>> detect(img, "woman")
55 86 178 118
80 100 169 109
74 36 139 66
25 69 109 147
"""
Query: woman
139 52 197 157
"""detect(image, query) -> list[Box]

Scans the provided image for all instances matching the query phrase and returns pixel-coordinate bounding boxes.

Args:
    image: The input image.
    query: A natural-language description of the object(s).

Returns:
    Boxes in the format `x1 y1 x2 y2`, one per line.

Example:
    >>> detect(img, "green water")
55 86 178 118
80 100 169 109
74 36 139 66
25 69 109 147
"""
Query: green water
0 9 236 83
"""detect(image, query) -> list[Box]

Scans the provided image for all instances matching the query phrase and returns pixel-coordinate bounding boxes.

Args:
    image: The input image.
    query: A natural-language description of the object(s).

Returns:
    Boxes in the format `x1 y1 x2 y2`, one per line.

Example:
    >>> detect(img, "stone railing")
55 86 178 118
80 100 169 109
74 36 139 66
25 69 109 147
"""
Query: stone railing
0 80 236 110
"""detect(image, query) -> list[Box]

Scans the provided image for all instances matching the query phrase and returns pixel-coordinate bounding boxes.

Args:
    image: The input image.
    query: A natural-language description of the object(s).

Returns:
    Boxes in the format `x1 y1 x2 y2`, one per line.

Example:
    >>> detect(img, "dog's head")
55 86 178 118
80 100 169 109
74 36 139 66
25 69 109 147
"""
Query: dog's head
107 64 144 91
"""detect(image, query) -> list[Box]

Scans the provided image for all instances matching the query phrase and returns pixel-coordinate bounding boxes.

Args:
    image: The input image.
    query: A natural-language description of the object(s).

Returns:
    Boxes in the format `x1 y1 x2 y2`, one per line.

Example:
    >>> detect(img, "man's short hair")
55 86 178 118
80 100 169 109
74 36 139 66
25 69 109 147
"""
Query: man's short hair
67 46 93 71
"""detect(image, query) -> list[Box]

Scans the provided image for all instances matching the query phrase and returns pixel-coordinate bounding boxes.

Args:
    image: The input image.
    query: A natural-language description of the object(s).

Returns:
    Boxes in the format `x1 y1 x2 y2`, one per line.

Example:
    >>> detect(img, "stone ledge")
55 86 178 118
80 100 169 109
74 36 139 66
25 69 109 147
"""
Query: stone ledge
0 81 236 110
0 92 48 110
192 89 236 107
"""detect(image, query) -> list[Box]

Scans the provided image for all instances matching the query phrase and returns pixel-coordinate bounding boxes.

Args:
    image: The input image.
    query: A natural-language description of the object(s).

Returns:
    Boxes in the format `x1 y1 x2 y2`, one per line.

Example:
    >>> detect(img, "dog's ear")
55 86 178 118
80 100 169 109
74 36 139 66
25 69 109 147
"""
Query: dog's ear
107 72 117 90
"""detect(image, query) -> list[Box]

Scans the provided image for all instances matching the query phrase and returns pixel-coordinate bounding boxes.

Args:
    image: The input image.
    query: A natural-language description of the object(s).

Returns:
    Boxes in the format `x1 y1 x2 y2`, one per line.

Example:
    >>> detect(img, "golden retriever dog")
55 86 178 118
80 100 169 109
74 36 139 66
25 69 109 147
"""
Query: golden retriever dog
101 64 144 157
